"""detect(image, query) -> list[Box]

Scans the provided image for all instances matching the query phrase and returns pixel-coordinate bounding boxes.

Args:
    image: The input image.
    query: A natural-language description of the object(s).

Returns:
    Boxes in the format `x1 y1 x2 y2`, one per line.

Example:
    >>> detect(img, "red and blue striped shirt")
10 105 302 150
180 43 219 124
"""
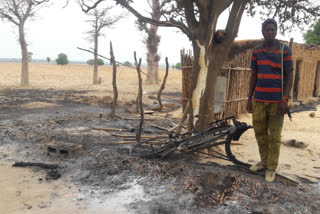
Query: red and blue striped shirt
251 43 294 103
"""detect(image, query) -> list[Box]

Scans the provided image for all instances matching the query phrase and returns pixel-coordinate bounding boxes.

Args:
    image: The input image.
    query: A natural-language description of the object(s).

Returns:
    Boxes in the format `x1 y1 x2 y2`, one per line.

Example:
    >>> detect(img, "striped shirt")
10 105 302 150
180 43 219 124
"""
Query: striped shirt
251 43 294 103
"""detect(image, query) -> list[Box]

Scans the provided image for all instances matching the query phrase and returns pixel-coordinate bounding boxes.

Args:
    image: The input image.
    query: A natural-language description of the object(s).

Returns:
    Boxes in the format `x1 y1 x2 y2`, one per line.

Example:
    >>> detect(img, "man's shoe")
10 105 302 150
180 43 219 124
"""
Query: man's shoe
265 169 276 182
249 162 265 172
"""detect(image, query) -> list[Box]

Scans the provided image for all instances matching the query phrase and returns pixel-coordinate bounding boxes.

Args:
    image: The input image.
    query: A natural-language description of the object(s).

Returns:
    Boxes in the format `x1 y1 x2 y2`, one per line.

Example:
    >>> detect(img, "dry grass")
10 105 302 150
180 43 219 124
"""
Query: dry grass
0 62 182 103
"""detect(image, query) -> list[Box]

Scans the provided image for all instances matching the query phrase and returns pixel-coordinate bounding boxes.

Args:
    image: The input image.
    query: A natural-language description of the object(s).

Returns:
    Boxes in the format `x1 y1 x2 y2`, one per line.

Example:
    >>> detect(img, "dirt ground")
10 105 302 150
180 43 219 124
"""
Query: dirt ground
0 62 320 214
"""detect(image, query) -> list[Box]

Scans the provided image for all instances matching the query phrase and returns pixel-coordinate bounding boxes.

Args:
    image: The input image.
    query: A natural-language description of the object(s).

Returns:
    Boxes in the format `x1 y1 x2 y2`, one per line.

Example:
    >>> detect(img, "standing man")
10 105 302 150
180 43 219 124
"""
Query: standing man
246 19 294 182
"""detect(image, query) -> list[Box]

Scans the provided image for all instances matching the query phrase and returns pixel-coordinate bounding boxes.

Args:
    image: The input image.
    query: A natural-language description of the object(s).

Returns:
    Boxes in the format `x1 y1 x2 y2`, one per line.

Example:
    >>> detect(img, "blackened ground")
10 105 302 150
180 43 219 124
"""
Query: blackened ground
0 88 319 214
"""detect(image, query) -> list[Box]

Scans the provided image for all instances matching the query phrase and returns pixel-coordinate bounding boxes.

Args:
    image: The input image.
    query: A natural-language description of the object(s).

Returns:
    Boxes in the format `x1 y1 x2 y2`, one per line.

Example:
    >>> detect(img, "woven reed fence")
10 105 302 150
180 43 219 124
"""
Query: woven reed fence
216 67 251 117
181 50 252 118
291 43 320 101
181 49 193 111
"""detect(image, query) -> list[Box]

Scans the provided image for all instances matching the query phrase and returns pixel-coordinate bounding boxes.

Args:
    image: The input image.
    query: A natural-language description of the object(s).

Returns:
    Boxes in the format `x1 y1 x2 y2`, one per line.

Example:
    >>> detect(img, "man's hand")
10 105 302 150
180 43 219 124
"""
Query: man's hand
280 97 289 116
246 98 253 113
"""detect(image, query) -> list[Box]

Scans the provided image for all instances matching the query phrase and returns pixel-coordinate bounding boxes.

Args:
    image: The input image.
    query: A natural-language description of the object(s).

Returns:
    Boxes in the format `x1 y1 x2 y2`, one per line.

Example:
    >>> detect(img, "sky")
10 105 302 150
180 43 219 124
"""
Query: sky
0 1 305 64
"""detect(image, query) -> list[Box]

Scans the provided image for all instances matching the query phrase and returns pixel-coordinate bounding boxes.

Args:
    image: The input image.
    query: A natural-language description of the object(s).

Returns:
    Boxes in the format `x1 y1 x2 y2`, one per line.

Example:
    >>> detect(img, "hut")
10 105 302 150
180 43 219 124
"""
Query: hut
181 39 320 118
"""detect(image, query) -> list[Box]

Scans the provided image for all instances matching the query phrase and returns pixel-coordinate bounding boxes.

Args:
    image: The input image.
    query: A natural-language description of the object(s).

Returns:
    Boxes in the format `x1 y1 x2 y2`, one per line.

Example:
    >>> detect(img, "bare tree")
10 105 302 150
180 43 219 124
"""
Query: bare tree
78 0 320 130
84 6 121 84
137 0 161 83
0 0 51 86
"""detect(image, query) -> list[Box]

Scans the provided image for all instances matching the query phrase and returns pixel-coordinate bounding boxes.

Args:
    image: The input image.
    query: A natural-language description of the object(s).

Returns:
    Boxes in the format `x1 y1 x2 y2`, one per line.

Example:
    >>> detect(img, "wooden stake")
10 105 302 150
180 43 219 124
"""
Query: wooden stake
157 57 169 111
110 41 118 117
131 52 144 153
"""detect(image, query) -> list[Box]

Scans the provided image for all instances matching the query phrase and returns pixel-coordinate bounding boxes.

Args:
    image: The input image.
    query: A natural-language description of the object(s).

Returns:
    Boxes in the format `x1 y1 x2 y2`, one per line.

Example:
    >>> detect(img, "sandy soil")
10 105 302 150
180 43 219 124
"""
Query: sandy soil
237 106 320 183
0 62 320 213
204 105 320 183
0 161 85 214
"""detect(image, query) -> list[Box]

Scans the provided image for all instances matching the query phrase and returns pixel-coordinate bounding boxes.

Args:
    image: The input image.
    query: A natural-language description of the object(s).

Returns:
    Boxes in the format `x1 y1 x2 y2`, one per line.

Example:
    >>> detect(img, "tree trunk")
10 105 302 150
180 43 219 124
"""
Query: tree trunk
186 0 248 131
153 53 159 83
188 40 238 130
145 0 160 83
19 23 29 86
146 51 159 83
93 33 99 84
146 54 154 83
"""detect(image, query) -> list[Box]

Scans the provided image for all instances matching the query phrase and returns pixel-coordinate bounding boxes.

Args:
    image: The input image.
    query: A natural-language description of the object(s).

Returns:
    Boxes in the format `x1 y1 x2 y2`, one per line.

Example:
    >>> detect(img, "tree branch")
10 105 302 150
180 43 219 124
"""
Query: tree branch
0 12 19 25
278 0 320 16
77 0 105 13
115 0 192 38
225 0 249 42
182 0 198 29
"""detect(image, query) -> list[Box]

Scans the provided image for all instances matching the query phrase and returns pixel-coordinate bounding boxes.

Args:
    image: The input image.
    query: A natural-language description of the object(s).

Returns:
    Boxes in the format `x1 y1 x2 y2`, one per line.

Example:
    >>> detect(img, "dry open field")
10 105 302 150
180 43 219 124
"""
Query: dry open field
0 62 182 105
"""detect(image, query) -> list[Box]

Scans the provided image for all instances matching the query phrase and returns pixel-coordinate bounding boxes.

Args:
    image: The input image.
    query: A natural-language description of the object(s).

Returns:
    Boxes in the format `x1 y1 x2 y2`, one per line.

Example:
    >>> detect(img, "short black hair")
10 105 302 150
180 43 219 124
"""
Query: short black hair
262 19 278 32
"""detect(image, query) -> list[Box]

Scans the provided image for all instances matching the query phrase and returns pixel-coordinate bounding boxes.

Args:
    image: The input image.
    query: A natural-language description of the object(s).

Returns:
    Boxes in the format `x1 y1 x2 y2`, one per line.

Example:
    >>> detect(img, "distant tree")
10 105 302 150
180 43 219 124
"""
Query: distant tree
0 0 51 86
84 6 122 84
175 62 181 70
136 0 161 83
46 57 51 63
56 53 69 65
304 20 320 45
87 58 104 65
123 61 132 67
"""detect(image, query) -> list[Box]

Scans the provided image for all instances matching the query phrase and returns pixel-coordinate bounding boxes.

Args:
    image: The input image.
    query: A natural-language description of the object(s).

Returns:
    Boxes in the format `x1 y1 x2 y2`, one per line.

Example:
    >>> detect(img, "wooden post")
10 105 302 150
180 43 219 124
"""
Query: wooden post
157 57 169 111
181 49 193 111
131 52 144 152
289 38 294 48
110 41 118 117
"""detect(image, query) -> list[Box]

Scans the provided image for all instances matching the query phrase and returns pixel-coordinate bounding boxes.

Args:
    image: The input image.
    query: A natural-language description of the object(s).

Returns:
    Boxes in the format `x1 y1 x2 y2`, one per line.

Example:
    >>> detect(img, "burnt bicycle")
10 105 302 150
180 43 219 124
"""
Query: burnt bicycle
139 116 252 168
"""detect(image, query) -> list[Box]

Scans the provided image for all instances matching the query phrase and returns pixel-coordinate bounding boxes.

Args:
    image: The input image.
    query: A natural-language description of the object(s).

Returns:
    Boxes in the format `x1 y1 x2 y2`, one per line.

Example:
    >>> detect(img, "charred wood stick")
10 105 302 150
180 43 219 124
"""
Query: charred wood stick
121 136 168 143
115 141 137 144
112 133 167 138
150 125 169 132
157 57 169 111
131 52 144 153
121 138 138 141
126 117 155 121
297 176 318 184
94 127 129 132
110 41 118 117
114 115 124 119
12 162 59 169
303 174 320 180
116 140 166 144
141 136 168 143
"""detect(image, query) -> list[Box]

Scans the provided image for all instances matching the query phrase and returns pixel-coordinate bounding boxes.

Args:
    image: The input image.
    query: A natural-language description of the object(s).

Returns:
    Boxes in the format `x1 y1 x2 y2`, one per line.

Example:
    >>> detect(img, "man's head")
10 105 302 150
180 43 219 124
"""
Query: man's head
262 19 277 42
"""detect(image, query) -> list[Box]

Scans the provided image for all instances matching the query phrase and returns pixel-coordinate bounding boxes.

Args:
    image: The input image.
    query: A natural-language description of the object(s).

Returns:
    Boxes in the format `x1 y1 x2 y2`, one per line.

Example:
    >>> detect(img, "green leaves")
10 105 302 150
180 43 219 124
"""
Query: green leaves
86 58 104 66
56 53 69 65
304 20 320 45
